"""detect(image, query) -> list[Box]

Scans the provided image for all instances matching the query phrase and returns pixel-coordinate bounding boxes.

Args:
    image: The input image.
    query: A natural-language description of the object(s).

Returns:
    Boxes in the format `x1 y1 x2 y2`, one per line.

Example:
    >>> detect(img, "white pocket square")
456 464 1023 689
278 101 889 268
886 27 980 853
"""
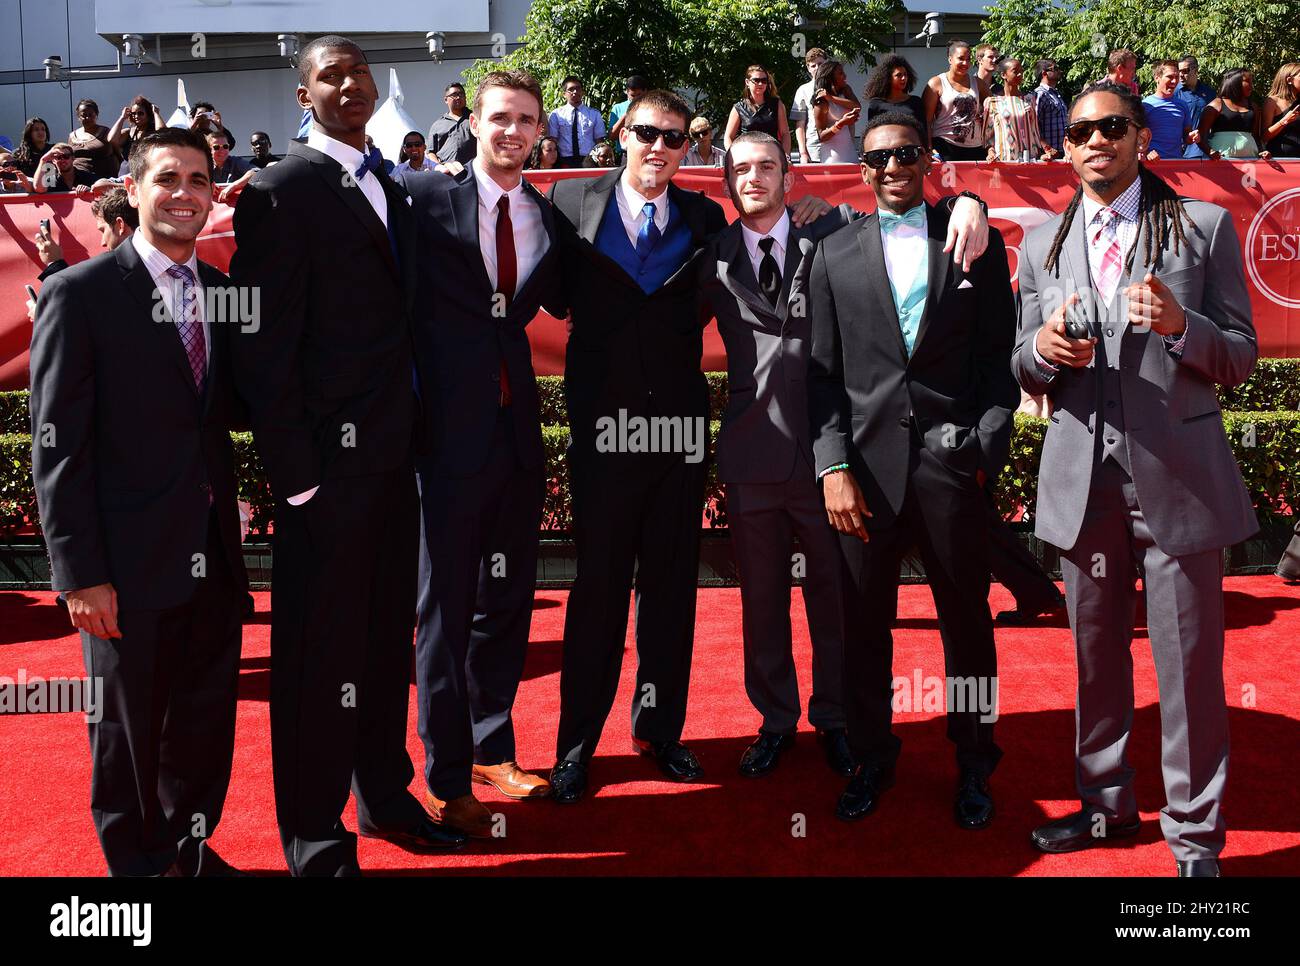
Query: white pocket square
957 279 974 289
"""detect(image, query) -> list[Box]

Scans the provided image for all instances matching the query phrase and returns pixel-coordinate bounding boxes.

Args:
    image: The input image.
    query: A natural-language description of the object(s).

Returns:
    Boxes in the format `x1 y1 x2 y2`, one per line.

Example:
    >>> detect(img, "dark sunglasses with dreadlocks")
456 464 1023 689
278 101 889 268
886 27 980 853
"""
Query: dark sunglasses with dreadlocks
1044 81 1198 277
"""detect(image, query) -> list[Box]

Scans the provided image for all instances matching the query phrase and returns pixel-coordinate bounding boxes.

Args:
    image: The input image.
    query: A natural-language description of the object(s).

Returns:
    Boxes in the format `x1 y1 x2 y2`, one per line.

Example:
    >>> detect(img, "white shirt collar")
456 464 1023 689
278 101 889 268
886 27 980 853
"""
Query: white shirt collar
131 229 199 280
741 209 791 263
472 155 525 212
307 127 369 176
619 173 669 227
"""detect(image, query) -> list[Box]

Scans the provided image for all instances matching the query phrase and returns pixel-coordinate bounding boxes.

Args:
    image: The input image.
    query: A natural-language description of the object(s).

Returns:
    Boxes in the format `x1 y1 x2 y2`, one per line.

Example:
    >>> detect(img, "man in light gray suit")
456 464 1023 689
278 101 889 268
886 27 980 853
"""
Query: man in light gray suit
700 131 990 779
1013 83 1258 877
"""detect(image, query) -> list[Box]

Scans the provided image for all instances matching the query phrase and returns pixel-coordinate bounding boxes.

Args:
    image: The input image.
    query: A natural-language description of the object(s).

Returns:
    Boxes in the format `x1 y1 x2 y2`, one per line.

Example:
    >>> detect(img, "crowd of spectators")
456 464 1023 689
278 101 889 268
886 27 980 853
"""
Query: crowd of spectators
3 52 1297 201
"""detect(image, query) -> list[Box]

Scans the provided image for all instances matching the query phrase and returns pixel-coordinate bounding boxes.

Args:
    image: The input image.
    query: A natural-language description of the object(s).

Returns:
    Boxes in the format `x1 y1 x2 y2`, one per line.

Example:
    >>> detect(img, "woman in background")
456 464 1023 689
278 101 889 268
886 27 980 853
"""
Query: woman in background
725 64 791 156
1261 62 1300 158
1199 69 1270 158
862 54 928 148
107 95 164 163
982 57 1049 161
530 136 560 169
68 99 119 180
12 117 50 177
924 39 985 160
810 60 861 163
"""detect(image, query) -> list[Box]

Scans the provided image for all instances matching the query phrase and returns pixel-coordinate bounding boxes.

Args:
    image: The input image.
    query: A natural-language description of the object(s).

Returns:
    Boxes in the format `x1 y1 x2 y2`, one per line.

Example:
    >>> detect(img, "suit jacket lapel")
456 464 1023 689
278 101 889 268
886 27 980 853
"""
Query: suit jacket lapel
857 214 909 367
777 217 807 314
579 166 621 242
909 204 952 362
290 140 399 281
379 170 418 314
450 166 495 296
116 242 201 397
513 178 558 309
1060 208 1096 331
715 222 776 324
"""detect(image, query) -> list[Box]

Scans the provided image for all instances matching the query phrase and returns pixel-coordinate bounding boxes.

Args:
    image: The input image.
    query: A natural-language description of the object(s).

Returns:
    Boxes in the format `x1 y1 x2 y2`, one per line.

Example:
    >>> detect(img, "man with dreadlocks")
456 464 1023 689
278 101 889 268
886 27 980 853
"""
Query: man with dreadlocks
1013 82 1258 877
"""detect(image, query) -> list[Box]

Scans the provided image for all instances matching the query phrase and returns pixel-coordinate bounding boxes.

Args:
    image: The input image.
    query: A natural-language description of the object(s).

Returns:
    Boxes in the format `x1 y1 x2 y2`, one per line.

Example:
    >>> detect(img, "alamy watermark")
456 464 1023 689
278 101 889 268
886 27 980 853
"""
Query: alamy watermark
594 409 707 464
0 669 103 723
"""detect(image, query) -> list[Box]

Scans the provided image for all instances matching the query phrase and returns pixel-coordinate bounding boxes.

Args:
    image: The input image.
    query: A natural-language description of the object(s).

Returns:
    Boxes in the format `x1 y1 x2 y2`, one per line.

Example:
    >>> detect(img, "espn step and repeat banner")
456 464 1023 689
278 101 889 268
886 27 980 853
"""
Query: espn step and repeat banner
1 161 1297 390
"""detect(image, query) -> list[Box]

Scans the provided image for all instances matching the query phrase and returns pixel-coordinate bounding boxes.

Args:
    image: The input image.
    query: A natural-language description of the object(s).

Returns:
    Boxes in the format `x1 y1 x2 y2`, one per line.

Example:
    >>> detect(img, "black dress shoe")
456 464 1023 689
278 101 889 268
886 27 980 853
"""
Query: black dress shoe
633 738 703 781
835 764 895 822
996 593 1066 626
739 731 795 777
1177 859 1221 877
816 728 856 777
1030 807 1141 853
954 770 995 830
550 760 588 804
358 816 468 853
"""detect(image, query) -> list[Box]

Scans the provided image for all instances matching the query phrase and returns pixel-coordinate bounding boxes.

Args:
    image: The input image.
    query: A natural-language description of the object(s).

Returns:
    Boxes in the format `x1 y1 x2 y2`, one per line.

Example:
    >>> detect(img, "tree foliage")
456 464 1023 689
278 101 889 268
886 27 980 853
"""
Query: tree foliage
980 0 1300 99
461 0 902 131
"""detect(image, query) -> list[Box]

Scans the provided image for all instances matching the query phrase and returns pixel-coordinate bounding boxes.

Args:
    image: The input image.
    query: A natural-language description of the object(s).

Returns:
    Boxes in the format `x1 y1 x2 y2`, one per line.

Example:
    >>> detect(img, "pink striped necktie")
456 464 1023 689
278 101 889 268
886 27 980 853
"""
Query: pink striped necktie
1091 207 1122 304
165 263 206 391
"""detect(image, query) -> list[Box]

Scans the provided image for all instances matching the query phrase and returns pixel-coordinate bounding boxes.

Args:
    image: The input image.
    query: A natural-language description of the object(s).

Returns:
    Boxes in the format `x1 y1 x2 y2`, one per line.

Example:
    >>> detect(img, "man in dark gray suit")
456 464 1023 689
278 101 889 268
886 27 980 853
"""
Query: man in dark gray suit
698 133 857 778
703 131 992 781
1014 83 1258 877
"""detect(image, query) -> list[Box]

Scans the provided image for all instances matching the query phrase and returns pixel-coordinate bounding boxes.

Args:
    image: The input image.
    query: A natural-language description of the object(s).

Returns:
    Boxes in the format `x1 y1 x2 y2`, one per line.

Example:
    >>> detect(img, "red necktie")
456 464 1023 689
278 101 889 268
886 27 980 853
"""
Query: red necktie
495 195 515 406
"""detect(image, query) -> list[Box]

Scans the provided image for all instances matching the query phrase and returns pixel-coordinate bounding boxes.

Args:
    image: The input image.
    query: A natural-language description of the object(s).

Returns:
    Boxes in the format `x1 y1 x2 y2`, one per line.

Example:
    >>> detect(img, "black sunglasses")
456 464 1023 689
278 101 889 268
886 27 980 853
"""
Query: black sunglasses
629 123 688 149
1064 114 1134 146
861 144 924 169
403 142 424 149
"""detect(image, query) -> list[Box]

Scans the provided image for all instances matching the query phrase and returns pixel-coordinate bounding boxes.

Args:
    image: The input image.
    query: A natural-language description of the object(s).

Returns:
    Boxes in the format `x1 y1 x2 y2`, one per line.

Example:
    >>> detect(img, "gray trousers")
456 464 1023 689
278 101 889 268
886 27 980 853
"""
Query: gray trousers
726 463 846 734
1059 457 1229 861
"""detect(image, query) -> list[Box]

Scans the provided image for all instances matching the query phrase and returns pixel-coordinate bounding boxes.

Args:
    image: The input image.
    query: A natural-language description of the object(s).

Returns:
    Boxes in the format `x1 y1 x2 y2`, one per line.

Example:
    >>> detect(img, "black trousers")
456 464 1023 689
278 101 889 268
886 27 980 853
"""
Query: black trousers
415 409 545 799
81 511 242 876
984 490 1060 610
837 445 1002 776
270 465 424 876
556 450 706 763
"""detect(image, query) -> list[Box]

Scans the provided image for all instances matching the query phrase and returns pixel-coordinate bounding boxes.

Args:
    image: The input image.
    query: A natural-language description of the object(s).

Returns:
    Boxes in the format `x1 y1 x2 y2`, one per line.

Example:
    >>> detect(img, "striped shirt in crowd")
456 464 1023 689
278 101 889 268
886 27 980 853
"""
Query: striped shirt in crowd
983 94 1044 161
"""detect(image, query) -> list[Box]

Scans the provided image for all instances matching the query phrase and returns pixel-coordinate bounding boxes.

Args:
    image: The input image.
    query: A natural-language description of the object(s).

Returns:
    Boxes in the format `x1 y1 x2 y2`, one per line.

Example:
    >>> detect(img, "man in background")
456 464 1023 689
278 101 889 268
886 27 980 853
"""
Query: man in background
790 47 828 164
249 131 279 168
429 82 476 171
549 76 607 168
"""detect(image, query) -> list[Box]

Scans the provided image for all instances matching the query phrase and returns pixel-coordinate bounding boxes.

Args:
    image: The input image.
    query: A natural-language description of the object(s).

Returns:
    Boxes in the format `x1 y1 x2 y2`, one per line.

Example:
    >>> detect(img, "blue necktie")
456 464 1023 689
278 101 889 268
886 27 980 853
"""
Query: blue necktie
635 201 661 261
879 204 926 234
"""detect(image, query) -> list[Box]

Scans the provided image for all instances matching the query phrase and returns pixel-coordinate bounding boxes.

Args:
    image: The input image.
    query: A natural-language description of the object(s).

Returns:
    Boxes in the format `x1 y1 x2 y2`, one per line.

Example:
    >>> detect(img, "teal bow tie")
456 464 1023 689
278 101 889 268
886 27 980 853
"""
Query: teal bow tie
879 205 926 234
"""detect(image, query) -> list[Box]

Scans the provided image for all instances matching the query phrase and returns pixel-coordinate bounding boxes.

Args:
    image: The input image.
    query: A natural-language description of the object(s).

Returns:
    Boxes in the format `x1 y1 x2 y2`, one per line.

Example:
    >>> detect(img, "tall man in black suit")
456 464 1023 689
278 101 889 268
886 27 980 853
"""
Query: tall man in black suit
229 34 464 876
809 112 1020 829
405 70 562 836
30 127 247 876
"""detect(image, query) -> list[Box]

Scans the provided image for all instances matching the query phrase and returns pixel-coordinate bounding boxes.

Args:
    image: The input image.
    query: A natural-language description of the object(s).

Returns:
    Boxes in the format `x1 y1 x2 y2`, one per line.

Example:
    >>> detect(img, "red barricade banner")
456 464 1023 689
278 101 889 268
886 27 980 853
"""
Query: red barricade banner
2 160 1297 390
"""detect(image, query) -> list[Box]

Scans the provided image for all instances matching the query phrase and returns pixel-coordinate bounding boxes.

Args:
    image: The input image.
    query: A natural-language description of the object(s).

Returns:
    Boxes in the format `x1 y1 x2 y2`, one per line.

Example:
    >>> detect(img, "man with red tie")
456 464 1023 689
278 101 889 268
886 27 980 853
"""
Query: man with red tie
405 70 564 836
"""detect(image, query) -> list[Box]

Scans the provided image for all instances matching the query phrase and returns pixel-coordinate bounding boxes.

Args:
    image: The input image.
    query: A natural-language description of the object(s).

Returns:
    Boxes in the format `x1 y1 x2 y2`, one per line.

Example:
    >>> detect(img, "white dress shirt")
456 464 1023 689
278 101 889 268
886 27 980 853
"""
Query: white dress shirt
615 174 671 249
547 104 606 159
307 126 388 228
472 155 549 295
131 230 208 376
740 209 791 284
289 128 392 505
879 206 928 306
393 157 435 176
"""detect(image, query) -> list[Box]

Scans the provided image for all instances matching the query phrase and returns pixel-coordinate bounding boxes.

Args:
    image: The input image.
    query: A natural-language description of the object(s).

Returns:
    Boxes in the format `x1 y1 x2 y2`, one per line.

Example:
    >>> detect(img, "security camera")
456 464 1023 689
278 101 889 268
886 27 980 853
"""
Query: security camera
122 34 144 62
914 12 944 47
427 32 446 63
43 55 62 81
278 33 300 65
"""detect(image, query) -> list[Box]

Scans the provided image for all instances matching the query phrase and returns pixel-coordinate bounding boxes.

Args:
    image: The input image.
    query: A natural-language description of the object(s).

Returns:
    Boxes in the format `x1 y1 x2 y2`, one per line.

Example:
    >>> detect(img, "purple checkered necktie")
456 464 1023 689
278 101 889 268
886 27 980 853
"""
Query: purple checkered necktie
165 263 206 391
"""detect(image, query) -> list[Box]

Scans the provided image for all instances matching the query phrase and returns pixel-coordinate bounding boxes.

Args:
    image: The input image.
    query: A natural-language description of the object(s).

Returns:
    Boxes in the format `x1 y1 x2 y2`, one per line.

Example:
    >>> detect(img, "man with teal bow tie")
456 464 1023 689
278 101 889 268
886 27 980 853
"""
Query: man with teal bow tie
808 111 1020 831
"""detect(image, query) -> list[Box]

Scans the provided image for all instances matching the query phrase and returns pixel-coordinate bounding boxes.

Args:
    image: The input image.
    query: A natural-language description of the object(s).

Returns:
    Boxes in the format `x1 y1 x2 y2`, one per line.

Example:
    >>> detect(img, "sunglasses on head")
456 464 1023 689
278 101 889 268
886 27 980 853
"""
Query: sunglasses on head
1064 114 1134 145
629 123 688 149
861 144 924 169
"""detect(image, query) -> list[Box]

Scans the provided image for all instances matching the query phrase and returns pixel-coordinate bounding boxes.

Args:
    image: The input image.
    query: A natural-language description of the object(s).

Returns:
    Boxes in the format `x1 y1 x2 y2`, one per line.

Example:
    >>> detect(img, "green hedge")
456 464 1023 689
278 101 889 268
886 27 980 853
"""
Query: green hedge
4 360 1296 435
4 413 1296 537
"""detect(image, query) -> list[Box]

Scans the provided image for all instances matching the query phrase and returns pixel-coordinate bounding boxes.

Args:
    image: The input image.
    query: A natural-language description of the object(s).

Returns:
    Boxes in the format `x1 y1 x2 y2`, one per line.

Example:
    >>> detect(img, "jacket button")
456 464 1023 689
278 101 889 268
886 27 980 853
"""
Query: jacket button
199 483 210 493
898 417 909 428
1106 328 1115 337
490 371 500 382
1107 400 1116 409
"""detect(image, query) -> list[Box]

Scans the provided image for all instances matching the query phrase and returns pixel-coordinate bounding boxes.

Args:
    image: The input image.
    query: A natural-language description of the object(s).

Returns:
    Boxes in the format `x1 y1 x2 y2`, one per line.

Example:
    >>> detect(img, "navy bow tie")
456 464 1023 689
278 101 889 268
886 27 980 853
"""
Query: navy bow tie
355 149 383 180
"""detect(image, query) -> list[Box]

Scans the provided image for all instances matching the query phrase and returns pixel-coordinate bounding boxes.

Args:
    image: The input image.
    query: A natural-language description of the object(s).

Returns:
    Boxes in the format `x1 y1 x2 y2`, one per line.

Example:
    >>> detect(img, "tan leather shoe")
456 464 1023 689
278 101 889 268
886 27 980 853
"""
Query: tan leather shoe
424 790 494 838
472 761 553 800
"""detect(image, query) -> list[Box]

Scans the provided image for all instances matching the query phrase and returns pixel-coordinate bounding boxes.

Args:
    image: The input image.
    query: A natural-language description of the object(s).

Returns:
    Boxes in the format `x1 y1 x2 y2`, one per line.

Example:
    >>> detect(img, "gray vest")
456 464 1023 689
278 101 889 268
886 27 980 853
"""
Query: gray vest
1088 258 1132 474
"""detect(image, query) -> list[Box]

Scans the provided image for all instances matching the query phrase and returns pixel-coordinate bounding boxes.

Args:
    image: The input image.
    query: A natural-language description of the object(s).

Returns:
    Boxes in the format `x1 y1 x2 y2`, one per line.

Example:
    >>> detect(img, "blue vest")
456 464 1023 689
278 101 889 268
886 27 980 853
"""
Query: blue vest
594 191 693 294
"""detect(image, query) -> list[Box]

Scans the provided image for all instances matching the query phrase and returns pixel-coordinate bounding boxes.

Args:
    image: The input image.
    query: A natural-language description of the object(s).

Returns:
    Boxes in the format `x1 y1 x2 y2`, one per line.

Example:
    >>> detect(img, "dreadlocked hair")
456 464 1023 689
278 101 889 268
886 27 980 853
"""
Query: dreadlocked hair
1043 82 1199 276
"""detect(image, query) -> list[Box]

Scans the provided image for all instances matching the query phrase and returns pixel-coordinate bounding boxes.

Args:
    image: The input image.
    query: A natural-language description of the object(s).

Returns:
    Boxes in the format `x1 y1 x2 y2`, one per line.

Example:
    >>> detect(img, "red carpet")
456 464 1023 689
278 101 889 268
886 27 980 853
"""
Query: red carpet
2 579 1298 876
